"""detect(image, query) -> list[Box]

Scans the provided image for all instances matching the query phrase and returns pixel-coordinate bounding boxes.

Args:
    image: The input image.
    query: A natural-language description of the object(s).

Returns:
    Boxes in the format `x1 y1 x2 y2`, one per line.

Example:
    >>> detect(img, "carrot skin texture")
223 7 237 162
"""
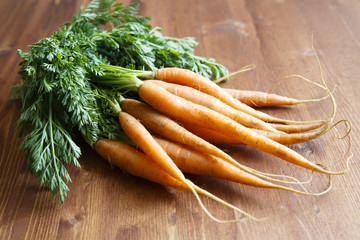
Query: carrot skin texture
149 80 280 133
180 122 242 145
138 82 330 174
95 139 186 189
154 137 278 188
118 111 185 181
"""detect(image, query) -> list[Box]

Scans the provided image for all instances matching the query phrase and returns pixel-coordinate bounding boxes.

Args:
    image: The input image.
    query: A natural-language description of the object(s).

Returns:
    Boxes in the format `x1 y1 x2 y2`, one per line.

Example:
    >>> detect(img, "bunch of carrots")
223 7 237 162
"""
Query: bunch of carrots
14 0 352 222
93 59 351 222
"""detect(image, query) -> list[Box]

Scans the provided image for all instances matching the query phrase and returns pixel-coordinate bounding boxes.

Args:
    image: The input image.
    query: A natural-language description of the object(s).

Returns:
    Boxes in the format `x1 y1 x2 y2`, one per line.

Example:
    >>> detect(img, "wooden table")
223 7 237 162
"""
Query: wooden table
1 0 359 239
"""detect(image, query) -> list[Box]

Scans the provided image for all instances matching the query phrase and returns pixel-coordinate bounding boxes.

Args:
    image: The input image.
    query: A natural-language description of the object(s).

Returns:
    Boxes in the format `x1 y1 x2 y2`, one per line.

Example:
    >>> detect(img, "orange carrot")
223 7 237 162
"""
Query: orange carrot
146 81 325 134
138 81 342 175
154 136 331 195
224 89 325 107
154 68 321 124
95 139 263 221
252 122 331 145
95 139 186 189
270 121 328 133
149 80 280 133
153 136 272 188
182 121 331 145
118 111 185 181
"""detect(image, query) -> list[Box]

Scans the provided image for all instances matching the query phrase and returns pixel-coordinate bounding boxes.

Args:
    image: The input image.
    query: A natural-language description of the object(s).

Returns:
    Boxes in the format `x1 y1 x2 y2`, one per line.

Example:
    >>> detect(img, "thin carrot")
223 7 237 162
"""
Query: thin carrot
182 122 331 145
223 89 328 107
150 79 328 134
252 122 332 145
270 121 328 133
154 68 324 124
149 80 281 133
95 139 263 221
138 81 344 175
154 136 331 195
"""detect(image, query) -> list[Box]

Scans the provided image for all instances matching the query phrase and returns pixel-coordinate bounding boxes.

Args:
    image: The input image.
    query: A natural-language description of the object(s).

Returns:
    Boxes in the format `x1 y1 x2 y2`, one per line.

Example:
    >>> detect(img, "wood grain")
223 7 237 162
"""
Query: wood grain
1 0 359 239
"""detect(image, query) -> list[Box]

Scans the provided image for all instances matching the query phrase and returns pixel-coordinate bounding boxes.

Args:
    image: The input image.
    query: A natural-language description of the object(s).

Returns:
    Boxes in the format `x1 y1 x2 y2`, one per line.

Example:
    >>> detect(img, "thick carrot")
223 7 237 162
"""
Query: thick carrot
153 136 272 188
270 121 328 133
154 68 320 124
149 80 280 133
138 81 342 175
154 136 331 195
95 139 262 221
95 139 186 189
118 111 184 181
224 89 326 107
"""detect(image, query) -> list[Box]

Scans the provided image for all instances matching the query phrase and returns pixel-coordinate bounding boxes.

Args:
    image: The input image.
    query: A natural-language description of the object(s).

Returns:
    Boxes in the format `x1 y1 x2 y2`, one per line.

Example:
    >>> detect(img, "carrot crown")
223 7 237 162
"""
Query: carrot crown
92 64 153 91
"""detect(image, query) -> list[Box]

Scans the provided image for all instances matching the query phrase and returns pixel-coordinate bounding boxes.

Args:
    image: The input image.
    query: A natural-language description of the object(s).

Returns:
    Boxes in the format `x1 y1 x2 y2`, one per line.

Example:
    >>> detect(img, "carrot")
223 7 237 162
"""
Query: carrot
121 99 298 184
182 122 331 145
138 81 343 175
154 68 323 124
95 139 186 189
152 136 268 187
180 121 332 145
95 139 262 221
118 111 185 181
154 136 331 195
149 80 281 133
270 121 328 133
150 79 333 135
251 122 332 145
223 89 327 107
178 115 329 142
154 78 331 134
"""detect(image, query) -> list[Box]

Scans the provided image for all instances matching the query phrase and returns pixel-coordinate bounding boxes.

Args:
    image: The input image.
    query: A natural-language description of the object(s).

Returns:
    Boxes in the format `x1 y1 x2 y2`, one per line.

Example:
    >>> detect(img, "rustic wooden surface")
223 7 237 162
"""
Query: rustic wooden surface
1 0 359 239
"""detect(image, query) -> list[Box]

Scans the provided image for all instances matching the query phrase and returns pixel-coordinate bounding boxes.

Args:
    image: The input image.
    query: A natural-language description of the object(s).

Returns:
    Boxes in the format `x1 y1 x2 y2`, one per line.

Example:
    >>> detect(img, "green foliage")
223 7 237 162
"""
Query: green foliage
93 23 229 79
14 0 229 202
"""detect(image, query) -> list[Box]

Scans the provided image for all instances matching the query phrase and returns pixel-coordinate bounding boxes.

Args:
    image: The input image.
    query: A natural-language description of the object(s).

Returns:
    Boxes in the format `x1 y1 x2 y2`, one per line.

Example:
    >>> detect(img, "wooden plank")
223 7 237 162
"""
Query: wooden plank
0 0 359 239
